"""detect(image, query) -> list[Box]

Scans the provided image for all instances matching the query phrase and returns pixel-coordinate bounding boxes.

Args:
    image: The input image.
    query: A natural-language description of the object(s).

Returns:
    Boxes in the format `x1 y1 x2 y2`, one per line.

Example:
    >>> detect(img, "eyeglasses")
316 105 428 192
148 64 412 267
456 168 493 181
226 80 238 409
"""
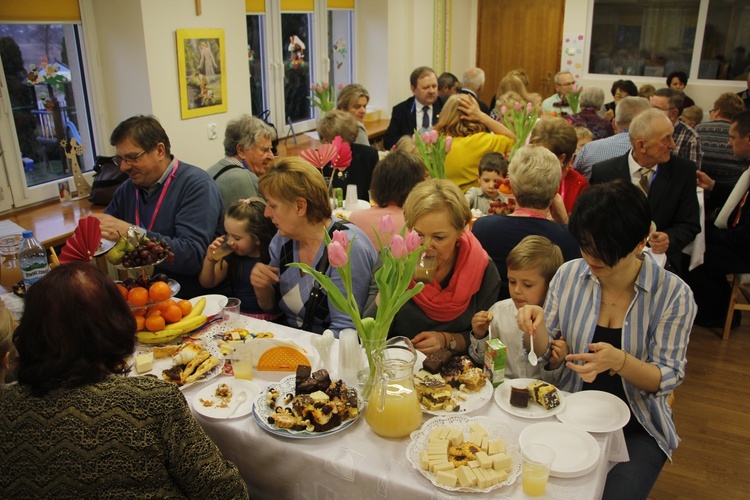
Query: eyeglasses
557 81 576 87
113 150 148 167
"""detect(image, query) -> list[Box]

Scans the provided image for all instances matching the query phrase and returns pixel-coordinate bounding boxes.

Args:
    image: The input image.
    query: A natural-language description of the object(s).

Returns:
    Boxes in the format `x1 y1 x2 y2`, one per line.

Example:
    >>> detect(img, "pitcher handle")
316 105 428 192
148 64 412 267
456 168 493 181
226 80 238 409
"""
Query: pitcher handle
377 372 389 412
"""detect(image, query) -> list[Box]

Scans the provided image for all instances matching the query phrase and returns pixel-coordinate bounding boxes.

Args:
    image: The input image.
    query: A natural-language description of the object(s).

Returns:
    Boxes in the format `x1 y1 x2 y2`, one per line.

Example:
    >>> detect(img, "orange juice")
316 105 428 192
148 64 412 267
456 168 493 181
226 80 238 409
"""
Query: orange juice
365 381 422 438
522 462 550 496
232 357 253 380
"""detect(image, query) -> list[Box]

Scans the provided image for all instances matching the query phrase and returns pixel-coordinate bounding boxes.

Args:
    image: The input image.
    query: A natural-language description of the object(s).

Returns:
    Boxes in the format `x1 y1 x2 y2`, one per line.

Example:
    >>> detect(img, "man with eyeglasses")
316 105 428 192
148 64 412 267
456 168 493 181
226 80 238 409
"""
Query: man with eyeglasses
541 71 576 116
94 115 225 298
590 109 700 275
651 88 703 169
207 114 275 209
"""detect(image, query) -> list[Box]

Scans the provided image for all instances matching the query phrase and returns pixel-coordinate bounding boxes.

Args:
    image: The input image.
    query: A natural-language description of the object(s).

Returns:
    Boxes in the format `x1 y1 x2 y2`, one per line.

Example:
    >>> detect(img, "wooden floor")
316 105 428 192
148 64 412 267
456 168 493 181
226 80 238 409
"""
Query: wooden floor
649 319 750 499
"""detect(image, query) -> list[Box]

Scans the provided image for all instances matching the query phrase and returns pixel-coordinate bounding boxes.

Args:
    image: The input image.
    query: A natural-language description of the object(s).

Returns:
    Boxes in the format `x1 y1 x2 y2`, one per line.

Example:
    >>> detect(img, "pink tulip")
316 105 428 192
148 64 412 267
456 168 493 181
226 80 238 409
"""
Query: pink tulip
500 106 507 115
337 83 344 90
323 81 329 89
420 131 435 144
405 230 421 253
428 130 439 143
328 241 349 268
316 85 323 93
310 83 316 90
331 230 349 249
514 101 522 111
526 102 533 113
445 136 453 153
572 84 578 93
389 235 408 259
379 215 395 236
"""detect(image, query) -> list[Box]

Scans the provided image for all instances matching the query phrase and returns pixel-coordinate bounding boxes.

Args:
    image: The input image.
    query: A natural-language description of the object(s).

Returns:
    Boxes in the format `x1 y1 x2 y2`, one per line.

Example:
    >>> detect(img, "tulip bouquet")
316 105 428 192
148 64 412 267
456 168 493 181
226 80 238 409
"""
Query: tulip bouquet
498 101 539 162
309 81 343 114
288 215 425 398
413 129 452 179
566 84 583 114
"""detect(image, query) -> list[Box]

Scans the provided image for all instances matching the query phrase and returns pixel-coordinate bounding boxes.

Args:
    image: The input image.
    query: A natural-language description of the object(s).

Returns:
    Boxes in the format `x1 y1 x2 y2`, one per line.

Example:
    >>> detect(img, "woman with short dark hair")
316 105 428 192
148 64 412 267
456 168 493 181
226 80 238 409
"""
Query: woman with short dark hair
518 181 696 498
0 263 248 498
667 71 695 108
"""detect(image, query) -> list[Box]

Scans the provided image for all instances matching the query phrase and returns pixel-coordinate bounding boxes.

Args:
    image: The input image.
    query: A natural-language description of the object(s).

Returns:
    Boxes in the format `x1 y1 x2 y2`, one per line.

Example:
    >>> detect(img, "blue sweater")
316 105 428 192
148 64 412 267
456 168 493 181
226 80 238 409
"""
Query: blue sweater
105 159 225 297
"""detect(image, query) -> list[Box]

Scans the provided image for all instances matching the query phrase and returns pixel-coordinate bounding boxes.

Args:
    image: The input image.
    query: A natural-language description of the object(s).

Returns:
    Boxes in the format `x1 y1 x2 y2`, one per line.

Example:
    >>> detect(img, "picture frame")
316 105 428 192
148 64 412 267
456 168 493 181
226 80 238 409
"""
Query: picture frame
176 28 228 119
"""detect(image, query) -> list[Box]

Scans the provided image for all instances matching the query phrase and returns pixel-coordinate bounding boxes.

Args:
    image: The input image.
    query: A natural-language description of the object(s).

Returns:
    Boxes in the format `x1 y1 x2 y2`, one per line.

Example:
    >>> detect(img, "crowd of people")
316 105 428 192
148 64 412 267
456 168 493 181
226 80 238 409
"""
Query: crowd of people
1 62 749 497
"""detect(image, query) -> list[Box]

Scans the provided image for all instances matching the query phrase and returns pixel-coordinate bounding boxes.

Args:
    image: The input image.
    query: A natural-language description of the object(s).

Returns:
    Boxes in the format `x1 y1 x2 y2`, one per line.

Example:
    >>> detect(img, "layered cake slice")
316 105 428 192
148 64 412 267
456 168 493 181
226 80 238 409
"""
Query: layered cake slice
527 380 561 410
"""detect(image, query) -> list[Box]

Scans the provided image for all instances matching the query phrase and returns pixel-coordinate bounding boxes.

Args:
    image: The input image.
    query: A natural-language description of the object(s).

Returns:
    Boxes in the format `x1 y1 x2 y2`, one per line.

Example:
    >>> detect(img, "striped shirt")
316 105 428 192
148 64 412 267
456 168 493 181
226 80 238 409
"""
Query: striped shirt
573 131 632 180
540 254 696 460
696 120 746 183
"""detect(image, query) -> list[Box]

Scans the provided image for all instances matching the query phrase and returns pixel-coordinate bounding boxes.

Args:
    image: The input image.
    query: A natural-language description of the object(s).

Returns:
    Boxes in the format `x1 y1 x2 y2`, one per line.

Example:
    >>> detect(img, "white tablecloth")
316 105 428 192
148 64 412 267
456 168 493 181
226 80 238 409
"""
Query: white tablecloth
182 317 628 500
682 187 705 271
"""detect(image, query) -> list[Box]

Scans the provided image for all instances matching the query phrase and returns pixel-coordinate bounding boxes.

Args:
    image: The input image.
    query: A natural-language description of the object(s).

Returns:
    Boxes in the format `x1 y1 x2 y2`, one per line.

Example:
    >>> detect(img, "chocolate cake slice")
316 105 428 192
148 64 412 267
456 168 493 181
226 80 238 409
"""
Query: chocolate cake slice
509 386 530 408
423 350 453 374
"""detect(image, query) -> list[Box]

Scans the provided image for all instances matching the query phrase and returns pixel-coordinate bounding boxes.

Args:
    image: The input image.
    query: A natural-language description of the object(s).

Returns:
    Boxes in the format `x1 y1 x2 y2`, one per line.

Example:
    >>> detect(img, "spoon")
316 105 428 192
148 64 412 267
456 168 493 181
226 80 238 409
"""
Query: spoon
228 391 248 417
528 325 538 366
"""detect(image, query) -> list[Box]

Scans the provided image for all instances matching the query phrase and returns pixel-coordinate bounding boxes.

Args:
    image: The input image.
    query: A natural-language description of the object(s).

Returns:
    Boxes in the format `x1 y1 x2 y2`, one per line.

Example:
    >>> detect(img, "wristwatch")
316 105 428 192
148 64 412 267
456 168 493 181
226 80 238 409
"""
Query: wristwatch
444 332 457 351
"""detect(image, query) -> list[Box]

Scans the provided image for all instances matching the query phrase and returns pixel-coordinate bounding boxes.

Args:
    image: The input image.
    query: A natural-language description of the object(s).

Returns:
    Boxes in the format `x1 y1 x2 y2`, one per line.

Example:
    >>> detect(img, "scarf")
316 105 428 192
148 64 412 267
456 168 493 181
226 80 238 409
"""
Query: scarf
410 231 489 323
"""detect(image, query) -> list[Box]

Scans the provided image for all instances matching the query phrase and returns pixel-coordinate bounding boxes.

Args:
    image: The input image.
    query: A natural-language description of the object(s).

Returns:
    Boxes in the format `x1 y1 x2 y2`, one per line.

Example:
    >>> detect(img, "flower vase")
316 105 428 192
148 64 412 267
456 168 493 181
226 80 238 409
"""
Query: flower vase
357 337 386 400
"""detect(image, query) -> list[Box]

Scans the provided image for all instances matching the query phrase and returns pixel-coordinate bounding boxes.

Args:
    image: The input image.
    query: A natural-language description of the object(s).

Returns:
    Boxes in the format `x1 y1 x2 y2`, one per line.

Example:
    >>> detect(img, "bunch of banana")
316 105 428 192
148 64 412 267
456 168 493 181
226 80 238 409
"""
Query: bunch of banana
136 298 208 344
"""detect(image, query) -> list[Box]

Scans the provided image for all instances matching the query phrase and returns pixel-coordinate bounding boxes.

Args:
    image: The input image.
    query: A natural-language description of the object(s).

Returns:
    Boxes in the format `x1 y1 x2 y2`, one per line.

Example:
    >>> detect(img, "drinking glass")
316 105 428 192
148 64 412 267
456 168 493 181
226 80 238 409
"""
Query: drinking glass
221 297 242 326
211 237 234 262
413 251 437 284
522 443 555 496
231 343 253 380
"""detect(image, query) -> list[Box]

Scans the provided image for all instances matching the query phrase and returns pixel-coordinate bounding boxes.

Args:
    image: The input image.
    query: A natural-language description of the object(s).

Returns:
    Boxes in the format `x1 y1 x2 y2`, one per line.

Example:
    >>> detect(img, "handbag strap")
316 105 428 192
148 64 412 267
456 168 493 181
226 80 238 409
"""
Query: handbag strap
212 164 243 181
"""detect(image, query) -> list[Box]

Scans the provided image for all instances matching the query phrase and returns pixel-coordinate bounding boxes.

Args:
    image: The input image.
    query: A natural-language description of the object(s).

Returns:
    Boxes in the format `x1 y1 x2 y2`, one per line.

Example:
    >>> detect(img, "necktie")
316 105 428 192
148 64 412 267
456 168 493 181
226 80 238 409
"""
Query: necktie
422 106 430 129
638 167 651 195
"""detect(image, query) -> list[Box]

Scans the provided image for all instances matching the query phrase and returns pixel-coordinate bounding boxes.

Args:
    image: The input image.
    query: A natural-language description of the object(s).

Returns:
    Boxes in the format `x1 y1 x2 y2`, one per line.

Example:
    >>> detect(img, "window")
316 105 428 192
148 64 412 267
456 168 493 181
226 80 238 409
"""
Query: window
0 22 95 207
246 15 268 116
698 0 750 80
328 9 353 93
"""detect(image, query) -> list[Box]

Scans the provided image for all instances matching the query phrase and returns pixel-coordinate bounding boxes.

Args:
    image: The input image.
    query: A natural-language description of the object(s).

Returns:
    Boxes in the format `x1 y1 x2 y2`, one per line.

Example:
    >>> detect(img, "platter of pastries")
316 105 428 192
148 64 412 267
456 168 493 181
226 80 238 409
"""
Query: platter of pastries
129 339 224 389
406 416 521 493
252 366 361 439
415 352 493 415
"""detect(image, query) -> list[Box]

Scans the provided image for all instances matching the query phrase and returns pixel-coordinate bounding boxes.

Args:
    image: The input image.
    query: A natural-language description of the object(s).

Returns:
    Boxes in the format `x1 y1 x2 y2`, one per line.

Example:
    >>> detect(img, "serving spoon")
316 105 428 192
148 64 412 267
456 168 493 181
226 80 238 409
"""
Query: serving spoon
228 391 248 417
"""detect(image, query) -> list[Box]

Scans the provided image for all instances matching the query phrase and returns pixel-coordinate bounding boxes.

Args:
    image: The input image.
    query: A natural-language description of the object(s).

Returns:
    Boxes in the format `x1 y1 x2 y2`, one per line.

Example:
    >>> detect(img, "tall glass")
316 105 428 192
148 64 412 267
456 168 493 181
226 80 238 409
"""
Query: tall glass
413 251 437 284
522 443 555 496
0 235 23 289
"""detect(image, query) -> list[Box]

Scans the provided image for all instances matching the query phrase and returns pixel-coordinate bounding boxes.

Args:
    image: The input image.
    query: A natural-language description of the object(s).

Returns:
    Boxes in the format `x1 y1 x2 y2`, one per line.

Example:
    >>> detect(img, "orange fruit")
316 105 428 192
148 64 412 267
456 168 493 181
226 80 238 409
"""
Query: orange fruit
146 308 163 318
128 287 149 307
177 299 193 316
162 304 183 324
149 281 172 303
133 308 147 317
145 315 166 332
135 316 146 331
116 284 129 301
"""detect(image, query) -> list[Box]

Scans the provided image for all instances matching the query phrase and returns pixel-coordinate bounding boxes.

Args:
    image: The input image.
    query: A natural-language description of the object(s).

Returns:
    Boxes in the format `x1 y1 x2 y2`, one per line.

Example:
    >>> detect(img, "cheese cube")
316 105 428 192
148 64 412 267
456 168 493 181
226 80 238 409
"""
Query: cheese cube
438 427 451 440
433 462 455 473
476 451 492 469
484 468 498 486
229 331 241 341
456 466 477 487
420 450 429 470
494 468 509 482
468 459 481 469
469 432 480 444
473 467 487 488
435 470 458 487
470 422 488 438
429 429 442 442
488 440 505 455
480 436 489 453
491 453 513 471
448 429 464 447
429 458 449 473
135 353 153 374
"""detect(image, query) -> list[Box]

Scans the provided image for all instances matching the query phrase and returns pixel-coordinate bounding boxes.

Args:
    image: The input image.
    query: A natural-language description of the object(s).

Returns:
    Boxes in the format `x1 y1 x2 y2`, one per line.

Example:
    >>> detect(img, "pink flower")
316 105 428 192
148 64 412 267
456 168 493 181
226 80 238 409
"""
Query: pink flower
572 84 578 93
331 136 352 169
379 215 395 236
323 81 329 89
316 85 323 93
389 235 408 259
514 101 522 111
299 144 337 169
405 230 421 253
310 83 316 90
337 83 344 90
445 136 453 153
420 131 435 144
526 102 533 113
500 106 507 115
328 241 348 268
331 230 349 249
428 130 438 143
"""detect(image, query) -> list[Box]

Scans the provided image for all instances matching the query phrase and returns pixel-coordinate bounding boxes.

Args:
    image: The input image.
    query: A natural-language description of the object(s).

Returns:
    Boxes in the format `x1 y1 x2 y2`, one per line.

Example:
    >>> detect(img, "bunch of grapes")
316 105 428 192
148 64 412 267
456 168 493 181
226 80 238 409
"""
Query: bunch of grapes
121 239 174 268
120 273 169 291
488 198 516 215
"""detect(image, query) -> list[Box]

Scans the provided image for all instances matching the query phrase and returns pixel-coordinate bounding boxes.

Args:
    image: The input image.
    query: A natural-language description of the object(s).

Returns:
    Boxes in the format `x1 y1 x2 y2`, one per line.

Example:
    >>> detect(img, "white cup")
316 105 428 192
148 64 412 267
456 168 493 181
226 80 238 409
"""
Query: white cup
344 184 358 211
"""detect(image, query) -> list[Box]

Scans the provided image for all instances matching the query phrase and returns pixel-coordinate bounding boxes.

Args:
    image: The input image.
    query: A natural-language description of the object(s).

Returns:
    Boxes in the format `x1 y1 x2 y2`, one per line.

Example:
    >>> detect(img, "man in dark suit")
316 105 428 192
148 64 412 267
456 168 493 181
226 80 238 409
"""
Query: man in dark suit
437 72 460 105
688 110 750 327
383 66 443 150
460 67 491 115
590 108 700 274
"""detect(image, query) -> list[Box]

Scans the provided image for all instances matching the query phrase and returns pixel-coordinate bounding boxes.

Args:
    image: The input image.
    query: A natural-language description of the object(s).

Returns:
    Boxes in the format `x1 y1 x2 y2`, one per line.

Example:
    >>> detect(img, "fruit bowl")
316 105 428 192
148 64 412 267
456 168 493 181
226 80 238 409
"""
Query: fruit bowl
119 278 181 310
114 254 168 271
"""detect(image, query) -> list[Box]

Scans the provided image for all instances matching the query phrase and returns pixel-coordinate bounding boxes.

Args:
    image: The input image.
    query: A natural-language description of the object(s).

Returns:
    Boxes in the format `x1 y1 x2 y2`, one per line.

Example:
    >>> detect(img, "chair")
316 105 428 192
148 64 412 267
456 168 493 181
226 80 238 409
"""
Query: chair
722 274 750 340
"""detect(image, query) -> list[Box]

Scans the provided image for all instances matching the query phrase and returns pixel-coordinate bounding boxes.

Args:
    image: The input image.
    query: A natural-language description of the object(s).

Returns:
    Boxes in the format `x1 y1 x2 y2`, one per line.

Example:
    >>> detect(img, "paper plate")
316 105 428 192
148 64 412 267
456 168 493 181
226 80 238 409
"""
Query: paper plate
190 294 228 317
519 422 600 478
494 378 565 419
94 238 116 257
193 378 261 419
556 390 630 433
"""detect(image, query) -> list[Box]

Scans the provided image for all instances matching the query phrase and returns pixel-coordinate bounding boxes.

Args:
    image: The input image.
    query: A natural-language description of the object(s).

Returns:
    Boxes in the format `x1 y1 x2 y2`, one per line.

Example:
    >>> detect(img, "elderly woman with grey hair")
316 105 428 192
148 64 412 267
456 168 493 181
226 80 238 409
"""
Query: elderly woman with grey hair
207 114 276 207
566 87 615 140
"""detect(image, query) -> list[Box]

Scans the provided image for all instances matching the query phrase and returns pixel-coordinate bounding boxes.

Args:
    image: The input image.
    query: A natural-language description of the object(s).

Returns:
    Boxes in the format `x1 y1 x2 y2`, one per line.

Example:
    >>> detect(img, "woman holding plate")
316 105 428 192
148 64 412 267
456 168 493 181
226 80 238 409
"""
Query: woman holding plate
0 262 248 498
517 181 696 498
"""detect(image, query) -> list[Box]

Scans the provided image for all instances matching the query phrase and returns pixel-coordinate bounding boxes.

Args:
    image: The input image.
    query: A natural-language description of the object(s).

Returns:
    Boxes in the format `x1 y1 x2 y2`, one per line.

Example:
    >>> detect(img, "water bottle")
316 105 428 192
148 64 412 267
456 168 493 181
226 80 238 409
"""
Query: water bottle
19 230 49 290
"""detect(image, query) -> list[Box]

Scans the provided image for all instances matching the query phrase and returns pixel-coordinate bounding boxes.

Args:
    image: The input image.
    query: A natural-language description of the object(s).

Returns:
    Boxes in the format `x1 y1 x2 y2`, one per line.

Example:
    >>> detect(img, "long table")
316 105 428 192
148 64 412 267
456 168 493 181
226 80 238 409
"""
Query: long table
182 317 627 499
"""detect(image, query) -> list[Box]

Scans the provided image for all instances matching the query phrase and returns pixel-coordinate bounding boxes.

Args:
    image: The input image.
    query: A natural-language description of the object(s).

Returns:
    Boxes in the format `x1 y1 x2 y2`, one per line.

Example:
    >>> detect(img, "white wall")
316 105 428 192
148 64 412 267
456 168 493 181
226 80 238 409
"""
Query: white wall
92 0 251 168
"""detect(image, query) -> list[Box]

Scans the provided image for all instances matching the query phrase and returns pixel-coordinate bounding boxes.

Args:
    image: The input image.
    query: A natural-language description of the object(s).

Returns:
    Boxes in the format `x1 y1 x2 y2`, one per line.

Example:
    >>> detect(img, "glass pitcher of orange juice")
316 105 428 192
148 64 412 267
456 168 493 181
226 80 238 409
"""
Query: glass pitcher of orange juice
365 336 423 438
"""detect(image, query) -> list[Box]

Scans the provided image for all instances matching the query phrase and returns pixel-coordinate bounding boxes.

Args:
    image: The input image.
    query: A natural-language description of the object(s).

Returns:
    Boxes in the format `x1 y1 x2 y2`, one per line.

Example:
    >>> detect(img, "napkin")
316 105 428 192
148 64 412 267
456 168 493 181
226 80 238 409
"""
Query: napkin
715 168 750 229
59 217 102 263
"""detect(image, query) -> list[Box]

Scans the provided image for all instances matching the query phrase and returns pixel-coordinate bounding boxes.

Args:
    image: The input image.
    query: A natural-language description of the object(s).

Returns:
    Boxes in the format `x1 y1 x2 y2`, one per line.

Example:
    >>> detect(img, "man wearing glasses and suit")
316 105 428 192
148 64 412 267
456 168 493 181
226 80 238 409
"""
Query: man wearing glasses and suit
94 115 225 297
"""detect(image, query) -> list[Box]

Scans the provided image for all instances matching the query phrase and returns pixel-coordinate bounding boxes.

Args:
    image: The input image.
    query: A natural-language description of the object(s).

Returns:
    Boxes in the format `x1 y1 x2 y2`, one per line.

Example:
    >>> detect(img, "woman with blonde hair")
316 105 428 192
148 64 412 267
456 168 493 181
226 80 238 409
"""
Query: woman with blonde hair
490 75 531 117
251 157 377 336
336 83 371 146
365 179 500 355
436 95 515 192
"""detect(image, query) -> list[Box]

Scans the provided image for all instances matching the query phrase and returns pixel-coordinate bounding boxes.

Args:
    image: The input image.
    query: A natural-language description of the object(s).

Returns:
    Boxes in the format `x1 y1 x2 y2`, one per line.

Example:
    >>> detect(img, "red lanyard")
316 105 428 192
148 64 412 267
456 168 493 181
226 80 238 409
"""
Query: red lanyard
512 209 547 219
732 191 748 228
135 161 179 231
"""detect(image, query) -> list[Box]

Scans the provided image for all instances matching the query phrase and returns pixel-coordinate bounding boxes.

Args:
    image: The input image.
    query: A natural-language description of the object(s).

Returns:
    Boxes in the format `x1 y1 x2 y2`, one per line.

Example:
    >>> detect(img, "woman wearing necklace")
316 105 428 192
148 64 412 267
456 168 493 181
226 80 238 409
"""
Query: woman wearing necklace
517 181 696 499
472 145 580 301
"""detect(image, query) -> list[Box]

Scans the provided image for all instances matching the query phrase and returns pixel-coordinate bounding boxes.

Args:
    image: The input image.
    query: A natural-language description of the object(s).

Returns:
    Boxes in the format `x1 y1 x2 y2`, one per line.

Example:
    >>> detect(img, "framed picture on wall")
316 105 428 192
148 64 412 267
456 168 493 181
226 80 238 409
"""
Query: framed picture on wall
176 28 228 119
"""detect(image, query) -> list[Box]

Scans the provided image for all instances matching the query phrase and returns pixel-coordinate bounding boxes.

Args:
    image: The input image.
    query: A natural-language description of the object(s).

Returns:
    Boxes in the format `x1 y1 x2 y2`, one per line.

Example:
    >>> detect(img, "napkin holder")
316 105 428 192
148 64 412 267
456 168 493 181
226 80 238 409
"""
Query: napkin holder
249 338 310 371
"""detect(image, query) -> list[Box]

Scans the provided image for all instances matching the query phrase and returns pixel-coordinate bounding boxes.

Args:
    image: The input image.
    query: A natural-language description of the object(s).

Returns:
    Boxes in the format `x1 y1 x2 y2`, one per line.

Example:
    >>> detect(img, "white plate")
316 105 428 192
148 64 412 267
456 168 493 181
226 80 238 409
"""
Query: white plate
189 294 228 317
494 378 566 419
422 379 494 416
405 415 521 493
129 339 225 390
94 238 116 257
556 391 630 433
519 422 600 478
193 379 261 419
252 375 361 439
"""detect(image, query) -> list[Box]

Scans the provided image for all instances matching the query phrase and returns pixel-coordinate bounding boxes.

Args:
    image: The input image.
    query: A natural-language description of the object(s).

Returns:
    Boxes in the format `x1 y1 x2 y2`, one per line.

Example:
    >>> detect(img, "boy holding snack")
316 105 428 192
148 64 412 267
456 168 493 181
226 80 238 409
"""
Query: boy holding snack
469 236 567 378
465 152 508 215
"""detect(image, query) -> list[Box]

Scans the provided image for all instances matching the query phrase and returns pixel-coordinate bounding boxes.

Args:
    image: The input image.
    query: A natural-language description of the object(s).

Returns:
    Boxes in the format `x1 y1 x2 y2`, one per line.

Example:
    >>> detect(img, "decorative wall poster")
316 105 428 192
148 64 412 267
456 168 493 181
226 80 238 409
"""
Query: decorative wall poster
561 34 585 80
176 29 228 119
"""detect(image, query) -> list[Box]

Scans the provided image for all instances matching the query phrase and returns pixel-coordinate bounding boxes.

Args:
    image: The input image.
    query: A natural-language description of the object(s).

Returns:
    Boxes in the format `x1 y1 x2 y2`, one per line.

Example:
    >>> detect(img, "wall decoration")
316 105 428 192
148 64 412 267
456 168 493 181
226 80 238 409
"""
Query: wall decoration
561 34 585 80
176 29 228 119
